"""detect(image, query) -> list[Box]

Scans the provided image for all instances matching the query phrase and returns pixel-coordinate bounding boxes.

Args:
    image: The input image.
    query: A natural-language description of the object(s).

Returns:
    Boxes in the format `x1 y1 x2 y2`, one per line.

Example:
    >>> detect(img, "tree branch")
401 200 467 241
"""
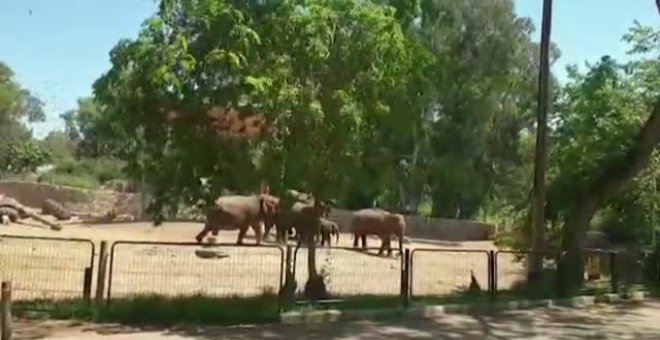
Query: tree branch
589 99 660 204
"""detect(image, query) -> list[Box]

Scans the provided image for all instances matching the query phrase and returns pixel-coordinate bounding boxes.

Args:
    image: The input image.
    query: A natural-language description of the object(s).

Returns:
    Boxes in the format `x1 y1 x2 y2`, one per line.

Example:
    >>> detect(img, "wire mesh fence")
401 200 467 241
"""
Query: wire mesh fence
494 250 559 292
0 235 94 301
608 249 657 290
292 246 402 297
409 249 491 298
107 241 284 300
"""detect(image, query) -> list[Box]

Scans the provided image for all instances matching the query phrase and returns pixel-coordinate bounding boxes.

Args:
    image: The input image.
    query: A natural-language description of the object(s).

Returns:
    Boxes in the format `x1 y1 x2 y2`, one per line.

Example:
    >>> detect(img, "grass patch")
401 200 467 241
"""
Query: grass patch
290 277 619 313
12 294 280 326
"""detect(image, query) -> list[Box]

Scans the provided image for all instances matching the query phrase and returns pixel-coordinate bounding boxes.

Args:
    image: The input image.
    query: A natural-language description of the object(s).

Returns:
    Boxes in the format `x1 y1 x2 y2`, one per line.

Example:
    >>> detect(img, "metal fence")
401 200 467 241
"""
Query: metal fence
409 248 491 299
292 246 403 297
107 241 285 300
1 233 658 306
494 250 559 292
0 234 94 301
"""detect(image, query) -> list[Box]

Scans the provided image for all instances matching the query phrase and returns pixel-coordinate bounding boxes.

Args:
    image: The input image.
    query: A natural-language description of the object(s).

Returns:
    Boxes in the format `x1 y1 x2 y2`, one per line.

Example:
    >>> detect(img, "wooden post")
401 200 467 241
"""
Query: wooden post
95 241 109 303
529 0 554 281
1 281 12 340
83 267 93 302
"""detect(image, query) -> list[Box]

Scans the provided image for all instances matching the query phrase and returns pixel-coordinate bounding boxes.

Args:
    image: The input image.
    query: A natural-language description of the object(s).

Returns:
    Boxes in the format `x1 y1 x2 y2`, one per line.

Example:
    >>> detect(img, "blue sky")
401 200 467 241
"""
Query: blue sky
0 0 658 138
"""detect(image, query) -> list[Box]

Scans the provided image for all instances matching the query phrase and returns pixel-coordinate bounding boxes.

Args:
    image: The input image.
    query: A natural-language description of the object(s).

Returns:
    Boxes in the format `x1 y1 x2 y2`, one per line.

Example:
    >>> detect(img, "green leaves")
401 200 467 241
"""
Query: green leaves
5 140 51 174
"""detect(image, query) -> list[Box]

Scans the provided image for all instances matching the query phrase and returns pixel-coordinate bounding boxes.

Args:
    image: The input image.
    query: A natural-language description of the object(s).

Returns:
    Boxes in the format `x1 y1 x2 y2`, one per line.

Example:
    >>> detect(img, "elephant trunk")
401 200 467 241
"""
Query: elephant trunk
334 225 340 245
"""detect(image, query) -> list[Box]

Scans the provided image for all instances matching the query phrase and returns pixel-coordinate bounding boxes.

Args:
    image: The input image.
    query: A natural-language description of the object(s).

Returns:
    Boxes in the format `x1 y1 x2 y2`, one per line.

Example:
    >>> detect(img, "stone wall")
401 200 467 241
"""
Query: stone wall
0 181 494 241
0 181 144 217
327 209 494 241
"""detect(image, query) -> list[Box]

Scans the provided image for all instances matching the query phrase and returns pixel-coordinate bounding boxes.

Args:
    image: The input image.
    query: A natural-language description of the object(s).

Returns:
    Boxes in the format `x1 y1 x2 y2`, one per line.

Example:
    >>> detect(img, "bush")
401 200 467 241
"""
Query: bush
37 172 100 190
40 157 128 189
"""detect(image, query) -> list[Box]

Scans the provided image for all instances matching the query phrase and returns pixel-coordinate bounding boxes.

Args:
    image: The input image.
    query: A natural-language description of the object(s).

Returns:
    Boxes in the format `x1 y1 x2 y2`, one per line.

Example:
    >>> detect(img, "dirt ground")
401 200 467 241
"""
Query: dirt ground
0 220 528 300
10 301 660 339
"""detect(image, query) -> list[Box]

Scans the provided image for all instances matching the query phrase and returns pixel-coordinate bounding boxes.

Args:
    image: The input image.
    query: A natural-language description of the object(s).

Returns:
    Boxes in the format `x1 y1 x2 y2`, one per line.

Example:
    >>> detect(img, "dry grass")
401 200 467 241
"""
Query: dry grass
0 220 527 301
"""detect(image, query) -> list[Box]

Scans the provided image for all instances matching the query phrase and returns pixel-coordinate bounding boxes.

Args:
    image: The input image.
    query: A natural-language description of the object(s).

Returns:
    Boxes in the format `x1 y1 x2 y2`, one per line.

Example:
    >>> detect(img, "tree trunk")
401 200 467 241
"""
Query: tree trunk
529 0 553 282
559 100 660 290
303 197 329 300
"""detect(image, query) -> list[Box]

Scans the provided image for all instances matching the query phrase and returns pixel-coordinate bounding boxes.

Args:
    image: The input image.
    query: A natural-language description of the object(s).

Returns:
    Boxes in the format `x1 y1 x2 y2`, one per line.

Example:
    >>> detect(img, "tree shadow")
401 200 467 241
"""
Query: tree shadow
15 301 660 340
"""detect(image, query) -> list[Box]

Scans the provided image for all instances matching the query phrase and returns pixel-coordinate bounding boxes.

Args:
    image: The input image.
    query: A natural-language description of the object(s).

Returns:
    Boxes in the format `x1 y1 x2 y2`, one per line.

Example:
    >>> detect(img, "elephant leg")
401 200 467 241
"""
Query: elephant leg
353 233 359 248
236 225 249 245
195 227 210 243
361 234 367 248
251 222 263 245
385 237 393 257
378 236 386 255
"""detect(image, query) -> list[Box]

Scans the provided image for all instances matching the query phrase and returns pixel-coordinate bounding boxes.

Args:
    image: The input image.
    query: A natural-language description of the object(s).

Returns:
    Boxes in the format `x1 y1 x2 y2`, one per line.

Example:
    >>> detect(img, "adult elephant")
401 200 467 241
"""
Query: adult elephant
350 208 406 256
269 201 328 245
195 194 280 245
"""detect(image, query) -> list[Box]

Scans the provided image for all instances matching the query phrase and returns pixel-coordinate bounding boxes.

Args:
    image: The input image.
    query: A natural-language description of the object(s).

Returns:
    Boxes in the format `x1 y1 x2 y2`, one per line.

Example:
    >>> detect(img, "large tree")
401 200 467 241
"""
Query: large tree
0 61 45 172
547 23 660 289
94 0 417 297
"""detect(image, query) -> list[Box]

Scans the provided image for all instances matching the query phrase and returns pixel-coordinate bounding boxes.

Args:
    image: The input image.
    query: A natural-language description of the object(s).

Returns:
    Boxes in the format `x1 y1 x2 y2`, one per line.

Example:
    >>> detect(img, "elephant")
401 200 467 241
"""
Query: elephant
195 194 280 245
319 218 339 247
264 191 332 242
267 201 328 245
350 208 406 256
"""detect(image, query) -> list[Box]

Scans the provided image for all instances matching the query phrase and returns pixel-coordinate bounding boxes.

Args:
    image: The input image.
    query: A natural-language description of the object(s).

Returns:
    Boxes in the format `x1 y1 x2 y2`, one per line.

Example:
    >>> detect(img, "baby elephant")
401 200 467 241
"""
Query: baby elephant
319 218 339 247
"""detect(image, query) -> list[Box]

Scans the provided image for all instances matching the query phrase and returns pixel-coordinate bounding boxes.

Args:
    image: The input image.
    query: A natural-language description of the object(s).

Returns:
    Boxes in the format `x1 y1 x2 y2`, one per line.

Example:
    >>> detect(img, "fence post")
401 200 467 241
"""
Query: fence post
1 281 12 340
83 267 93 302
95 241 109 304
278 245 295 311
609 251 618 294
400 249 410 308
488 251 496 300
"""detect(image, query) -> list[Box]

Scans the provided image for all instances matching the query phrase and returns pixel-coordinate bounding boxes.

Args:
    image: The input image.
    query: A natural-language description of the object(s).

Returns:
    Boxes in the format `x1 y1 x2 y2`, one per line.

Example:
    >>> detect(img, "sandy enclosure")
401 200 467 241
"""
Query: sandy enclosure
0 221 528 301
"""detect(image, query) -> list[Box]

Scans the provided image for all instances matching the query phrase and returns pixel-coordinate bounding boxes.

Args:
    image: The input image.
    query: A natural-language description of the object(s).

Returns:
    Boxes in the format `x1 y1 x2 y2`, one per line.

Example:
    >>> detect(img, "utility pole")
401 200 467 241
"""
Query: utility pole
529 0 553 281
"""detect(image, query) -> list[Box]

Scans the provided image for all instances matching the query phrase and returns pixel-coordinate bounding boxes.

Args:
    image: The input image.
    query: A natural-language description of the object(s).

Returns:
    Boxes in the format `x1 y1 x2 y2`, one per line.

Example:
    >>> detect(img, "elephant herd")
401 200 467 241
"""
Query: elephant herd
193 192 407 256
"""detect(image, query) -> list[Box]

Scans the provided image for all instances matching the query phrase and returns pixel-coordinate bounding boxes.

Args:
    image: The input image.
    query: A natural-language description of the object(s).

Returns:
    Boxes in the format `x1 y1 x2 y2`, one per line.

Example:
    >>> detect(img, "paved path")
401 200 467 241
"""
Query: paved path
12 301 660 339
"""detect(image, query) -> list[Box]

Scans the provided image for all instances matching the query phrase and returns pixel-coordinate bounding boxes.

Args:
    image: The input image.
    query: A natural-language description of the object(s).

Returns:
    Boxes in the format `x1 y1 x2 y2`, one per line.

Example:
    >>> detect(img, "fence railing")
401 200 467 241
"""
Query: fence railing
107 241 285 301
409 248 492 299
292 246 403 298
0 234 95 302
0 233 658 310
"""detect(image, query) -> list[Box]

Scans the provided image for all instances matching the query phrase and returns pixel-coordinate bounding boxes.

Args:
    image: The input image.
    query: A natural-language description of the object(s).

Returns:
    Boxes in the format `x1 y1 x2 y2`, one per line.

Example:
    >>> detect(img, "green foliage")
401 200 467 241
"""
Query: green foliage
4 140 51 174
540 24 660 248
37 172 100 190
0 61 45 172
13 294 279 326
36 157 127 189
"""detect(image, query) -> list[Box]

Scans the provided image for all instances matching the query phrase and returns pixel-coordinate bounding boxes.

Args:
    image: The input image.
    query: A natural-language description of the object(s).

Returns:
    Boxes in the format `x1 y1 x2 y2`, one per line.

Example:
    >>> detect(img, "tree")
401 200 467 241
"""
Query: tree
415 0 546 218
94 0 416 297
0 61 45 172
5 140 51 174
546 23 660 290
61 97 119 158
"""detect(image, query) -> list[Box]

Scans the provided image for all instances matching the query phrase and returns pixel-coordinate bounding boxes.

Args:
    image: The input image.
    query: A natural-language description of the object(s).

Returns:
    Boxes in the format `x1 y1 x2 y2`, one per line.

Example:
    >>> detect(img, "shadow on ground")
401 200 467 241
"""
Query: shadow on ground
12 301 660 340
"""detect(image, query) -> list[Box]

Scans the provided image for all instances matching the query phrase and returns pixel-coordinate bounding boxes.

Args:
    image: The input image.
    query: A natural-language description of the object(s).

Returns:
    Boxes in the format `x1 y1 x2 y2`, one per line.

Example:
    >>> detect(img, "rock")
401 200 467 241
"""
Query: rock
194 249 230 259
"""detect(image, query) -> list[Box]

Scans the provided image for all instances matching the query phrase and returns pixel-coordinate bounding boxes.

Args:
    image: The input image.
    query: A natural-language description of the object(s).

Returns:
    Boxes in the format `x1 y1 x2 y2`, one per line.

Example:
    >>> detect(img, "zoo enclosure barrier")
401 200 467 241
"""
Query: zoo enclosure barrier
290 245 406 302
1 233 658 309
105 241 285 304
0 234 95 309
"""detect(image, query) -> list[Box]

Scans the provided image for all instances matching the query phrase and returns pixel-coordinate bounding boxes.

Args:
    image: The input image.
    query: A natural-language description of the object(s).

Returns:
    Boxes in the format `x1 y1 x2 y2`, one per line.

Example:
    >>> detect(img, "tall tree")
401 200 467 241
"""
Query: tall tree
547 23 660 289
0 61 45 172
94 0 417 297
